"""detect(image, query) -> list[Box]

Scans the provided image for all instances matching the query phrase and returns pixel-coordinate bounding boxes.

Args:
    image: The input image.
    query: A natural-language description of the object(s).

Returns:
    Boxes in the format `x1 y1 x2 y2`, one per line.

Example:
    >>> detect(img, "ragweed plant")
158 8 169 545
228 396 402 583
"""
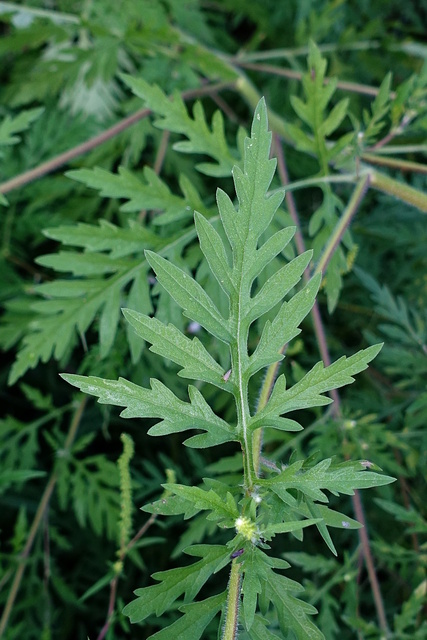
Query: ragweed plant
63 100 394 639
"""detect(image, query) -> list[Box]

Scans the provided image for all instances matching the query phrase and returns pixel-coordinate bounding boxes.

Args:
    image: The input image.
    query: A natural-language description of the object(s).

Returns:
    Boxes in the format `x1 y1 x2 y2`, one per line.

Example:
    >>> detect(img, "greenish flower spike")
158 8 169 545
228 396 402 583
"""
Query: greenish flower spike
117 433 134 556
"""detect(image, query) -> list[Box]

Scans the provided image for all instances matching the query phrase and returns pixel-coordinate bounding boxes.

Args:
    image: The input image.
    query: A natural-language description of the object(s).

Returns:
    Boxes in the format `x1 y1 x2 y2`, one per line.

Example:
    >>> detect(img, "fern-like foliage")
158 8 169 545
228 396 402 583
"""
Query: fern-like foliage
287 42 356 312
62 100 393 639
3 94 240 383
287 44 351 174
0 107 44 150
4 178 212 384
0 106 44 204
122 74 241 177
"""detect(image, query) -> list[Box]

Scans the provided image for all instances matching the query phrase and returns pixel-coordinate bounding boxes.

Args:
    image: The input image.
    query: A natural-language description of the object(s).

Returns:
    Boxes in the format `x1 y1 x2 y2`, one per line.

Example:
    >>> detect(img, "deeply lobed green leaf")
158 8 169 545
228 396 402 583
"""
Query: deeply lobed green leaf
241 546 324 638
257 344 383 420
123 545 229 622
61 374 235 448
265 458 395 503
147 591 227 640
121 74 239 176
57 98 393 639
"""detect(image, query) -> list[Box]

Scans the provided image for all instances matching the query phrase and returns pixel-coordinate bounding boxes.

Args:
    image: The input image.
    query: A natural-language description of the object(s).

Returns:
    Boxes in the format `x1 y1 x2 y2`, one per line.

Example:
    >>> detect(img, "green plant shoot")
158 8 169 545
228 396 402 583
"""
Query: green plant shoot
62 99 394 639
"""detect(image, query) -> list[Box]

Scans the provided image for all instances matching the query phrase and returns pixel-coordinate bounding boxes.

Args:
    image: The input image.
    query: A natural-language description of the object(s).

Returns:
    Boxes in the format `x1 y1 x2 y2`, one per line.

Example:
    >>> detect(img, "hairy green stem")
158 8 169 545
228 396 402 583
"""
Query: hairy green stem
362 153 427 174
221 559 242 640
230 214 259 491
370 170 427 212
0 398 87 639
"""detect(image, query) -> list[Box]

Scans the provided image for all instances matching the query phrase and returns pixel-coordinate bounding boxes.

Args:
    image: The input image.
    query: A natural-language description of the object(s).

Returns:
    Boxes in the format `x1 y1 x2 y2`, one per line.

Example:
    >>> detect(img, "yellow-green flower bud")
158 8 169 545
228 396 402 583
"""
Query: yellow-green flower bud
234 516 258 543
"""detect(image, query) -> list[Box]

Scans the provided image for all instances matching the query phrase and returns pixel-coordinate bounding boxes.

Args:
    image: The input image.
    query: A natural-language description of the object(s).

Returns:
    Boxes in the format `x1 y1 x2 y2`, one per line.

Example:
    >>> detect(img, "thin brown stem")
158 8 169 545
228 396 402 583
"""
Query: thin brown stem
0 109 150 196
393 448 420 553
312 299 390 635
369 113 414 151
0 398 87 639
127 513 157 551
0 81 236 198
96 576 119 640
233 61 395 98
96 575 119 640
273 136 340 404
210 93 241 124
139 129 171 221
153 130 170 175
310 302 390 634
96 512 158 640
352 491 390 634
3 253 47 279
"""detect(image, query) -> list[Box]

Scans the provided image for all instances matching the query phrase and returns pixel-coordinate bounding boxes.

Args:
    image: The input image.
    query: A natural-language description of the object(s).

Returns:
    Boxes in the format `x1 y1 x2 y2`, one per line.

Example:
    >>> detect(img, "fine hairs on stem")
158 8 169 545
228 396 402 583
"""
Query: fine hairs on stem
221 560 242 640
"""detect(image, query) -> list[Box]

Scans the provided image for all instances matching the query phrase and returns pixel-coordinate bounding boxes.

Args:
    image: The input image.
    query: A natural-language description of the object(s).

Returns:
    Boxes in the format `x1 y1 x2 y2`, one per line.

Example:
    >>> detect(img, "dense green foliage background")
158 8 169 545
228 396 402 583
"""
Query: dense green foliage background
0 1 426 639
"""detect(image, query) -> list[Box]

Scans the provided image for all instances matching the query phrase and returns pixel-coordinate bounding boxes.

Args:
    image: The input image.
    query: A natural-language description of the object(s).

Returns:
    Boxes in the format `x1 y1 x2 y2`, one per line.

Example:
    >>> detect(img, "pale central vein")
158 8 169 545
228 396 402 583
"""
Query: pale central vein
236 259 253 490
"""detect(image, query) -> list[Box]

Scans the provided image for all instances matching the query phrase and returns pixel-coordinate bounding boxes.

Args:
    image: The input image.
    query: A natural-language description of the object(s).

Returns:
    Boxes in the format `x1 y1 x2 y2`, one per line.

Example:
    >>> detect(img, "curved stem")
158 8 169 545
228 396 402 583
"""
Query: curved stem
274 136 306 255
0 398 87 639
0 81 235 198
